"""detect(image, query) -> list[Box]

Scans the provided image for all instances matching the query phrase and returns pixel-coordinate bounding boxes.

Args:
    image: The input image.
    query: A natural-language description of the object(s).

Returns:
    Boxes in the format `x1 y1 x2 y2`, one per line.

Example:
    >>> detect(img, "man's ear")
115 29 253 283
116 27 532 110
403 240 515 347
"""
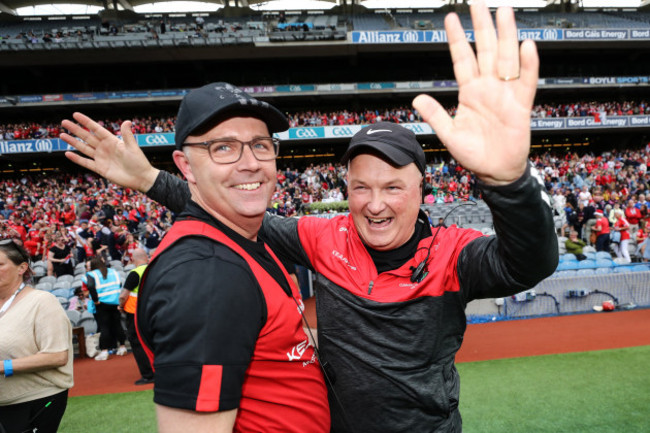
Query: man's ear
172 150 196 184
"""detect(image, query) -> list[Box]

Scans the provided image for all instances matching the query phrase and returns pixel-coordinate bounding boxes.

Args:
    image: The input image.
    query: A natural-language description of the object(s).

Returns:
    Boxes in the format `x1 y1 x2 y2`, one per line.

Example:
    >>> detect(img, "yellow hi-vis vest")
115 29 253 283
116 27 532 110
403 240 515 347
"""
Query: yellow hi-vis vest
123 264 147 314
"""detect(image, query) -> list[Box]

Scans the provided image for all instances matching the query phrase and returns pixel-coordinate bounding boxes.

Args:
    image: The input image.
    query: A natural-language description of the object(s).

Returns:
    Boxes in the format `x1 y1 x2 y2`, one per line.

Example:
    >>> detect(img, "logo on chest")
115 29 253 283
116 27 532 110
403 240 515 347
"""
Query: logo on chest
332 250 357 271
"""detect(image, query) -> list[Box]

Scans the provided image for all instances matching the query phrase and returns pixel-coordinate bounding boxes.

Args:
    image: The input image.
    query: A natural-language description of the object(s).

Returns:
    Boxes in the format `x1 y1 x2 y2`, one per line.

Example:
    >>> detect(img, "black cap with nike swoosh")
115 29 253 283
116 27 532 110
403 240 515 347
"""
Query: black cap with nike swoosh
341 121 426 174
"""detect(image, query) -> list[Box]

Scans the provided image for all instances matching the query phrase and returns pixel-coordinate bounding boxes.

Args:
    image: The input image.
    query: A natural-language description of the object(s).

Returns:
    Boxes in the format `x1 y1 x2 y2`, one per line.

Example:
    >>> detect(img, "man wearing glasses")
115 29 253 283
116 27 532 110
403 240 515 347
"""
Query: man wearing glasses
62 83 330 432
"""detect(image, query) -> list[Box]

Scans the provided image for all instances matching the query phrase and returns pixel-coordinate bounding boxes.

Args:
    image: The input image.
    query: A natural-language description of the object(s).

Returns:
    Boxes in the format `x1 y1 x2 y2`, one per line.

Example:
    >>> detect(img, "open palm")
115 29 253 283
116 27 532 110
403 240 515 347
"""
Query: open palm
60 112 159 192
413 1 538 186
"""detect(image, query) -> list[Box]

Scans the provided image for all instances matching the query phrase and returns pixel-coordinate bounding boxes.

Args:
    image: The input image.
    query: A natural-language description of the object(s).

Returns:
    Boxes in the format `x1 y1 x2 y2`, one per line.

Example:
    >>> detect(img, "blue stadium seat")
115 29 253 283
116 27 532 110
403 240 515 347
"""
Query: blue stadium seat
594 267 612 275
614 266 632 274
57 275 74 284
632 264 650 272
561 253 577 262
576 268 596 276
66 310 81 326
556 270 578 277
51 288 72 299
595 251 613 261
577 259 597 269
595 259 614 268
583 252 596 260
557 261 579 271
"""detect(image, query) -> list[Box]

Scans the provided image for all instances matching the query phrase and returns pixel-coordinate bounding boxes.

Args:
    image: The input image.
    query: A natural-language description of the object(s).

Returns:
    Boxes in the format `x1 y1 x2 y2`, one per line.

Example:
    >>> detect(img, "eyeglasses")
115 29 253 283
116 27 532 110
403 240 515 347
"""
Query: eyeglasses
182 137 280 164
0 238 30 263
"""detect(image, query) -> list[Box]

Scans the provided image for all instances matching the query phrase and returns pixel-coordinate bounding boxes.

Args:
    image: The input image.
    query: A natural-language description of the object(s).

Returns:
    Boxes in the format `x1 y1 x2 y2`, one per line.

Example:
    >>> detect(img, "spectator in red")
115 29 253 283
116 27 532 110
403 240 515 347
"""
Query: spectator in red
126 204 140 233
592 210 611 252
62 204 76 226
625 199 642 234
612 209 631 263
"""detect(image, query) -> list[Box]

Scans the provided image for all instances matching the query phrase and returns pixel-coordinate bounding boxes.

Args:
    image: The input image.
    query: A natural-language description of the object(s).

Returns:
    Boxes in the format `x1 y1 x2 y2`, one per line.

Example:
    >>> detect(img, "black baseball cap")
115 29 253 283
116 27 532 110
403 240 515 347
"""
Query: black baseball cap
174 82 289 149
341 122 426 174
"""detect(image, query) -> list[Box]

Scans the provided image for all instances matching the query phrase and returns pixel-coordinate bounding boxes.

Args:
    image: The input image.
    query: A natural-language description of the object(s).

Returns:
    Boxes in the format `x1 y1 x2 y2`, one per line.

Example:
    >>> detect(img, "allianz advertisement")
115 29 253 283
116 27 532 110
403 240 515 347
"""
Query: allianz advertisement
1 118 649 155
352 28 650 44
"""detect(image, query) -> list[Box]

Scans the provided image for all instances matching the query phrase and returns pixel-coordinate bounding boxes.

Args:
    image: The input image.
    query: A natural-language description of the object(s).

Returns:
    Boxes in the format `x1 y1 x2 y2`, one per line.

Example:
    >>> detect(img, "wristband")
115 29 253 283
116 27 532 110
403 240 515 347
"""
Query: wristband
3 359 13 377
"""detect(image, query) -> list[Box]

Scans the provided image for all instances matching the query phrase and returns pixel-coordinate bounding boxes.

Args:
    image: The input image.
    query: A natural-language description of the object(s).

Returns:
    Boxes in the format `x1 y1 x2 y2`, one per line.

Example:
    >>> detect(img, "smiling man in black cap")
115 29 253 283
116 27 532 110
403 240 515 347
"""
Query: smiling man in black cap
62 83 330 433
62 2 558 431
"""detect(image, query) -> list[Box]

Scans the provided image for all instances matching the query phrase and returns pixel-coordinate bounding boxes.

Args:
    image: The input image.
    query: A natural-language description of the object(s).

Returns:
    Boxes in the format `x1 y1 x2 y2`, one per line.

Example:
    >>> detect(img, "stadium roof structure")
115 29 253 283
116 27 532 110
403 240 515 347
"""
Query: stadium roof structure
1 0 647 16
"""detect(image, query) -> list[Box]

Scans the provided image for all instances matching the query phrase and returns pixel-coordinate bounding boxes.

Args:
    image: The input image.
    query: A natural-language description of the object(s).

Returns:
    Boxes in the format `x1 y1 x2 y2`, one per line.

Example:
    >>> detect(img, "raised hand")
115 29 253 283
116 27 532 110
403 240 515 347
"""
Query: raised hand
61 112 159 192
413 0 539 185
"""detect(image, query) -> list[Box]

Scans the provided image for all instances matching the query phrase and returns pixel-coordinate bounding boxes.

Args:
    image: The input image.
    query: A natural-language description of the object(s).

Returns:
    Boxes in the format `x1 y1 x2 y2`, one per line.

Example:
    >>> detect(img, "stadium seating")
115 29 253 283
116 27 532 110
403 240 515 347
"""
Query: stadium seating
556 270 578 277
595 259 615 268
57 274 74 284
35 282 53 292
66 309 81 326
557 261 579 271
56 296 69 309
594 267 612 275
583 252 596 260
51 287 72 299
577 259 597 269
561 253 577 262
595 252 614 261
78 314 97 335
576 268 595 276
38 275 56 285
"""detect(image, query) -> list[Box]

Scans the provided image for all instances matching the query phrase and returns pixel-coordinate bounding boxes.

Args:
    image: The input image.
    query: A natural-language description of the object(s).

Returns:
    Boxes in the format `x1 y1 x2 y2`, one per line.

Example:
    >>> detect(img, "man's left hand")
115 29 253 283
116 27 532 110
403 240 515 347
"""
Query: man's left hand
413 0 538 186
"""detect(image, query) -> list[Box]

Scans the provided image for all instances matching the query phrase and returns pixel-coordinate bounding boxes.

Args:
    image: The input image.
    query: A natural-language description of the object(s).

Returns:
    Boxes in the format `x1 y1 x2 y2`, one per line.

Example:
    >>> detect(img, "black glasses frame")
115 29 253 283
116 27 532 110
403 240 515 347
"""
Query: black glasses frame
182 137 280 164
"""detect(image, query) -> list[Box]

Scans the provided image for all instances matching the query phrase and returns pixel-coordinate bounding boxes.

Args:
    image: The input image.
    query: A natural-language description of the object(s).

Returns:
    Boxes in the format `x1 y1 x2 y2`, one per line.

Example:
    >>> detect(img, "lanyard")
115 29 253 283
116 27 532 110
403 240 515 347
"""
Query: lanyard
0 282 26 315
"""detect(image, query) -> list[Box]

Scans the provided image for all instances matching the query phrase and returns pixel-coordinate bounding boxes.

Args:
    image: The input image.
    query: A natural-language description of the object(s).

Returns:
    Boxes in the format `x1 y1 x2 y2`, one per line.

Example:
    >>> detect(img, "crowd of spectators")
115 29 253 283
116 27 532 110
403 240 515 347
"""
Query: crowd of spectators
531 100 648 118
2 142 650 268
1 116 176 141
0 173 172 272
2 100 648 140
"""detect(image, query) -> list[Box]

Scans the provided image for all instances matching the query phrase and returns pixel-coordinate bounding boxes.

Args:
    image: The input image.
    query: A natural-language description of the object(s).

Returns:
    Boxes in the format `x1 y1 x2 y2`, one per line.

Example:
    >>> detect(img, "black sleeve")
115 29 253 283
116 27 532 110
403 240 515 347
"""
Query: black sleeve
259 213 314 271
458 163 559 303
122 270 140 292
138 237 266 412
146 171 191 214
86 274 99 303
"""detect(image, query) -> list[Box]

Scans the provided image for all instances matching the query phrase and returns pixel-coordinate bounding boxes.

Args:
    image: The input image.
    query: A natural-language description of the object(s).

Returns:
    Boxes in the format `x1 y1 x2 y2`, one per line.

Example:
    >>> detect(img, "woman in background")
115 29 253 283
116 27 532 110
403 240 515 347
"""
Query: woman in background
0 239 73 433
612 209 631 263
82 257 127 361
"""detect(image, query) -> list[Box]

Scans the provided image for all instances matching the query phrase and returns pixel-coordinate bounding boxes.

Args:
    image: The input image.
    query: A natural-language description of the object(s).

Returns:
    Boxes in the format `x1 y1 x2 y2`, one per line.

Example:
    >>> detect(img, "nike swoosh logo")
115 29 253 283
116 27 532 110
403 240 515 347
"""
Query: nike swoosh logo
366 129 392 135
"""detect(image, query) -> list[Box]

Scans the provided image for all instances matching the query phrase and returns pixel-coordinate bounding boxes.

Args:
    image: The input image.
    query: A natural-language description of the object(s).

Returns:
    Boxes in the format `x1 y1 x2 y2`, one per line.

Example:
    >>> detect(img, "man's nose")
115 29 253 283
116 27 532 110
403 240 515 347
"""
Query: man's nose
238 144 262 169
366 191 386 214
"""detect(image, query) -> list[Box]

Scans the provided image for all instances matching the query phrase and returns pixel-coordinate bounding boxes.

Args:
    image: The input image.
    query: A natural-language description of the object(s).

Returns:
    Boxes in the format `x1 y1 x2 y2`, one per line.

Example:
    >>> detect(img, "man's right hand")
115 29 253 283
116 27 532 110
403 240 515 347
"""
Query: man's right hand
61 112 159 193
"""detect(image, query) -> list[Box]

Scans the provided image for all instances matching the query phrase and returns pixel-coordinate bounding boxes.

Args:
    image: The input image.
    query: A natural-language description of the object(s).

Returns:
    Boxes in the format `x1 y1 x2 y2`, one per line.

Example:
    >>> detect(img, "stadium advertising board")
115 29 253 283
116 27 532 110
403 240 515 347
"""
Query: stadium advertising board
136 133 175 147
3 76 649 107
275 85 316 93
241 86 276 94
357 82 396 90
352 28 650 44
530 116 637 130
279 123 435 141
316 84 356 92
351 30 470 43
0 138 75 155
64 93 104 101
2 118 649 155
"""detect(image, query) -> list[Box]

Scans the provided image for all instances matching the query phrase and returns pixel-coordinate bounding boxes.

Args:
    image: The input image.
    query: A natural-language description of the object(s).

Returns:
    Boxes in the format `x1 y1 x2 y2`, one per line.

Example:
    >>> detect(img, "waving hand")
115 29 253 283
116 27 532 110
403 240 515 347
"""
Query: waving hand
413 0 538 185
61 112 159 192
